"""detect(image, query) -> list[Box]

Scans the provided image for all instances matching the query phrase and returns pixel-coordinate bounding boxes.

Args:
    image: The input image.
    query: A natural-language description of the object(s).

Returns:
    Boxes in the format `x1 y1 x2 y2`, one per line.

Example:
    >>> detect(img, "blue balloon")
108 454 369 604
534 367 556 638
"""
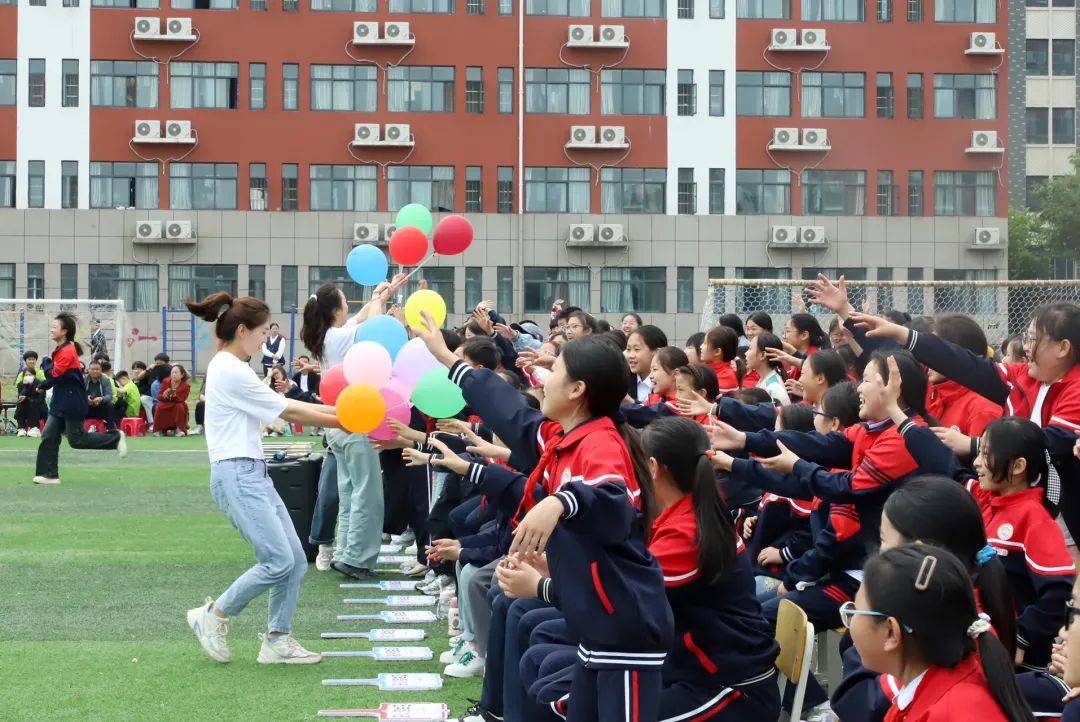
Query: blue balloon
346 244 389 287
354 315 409 361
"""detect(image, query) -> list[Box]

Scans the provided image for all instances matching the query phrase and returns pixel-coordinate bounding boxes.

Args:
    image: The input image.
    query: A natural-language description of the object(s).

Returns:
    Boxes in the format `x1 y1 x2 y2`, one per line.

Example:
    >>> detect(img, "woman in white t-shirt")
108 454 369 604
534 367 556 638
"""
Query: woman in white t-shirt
746 331 791 407
183 291 340 666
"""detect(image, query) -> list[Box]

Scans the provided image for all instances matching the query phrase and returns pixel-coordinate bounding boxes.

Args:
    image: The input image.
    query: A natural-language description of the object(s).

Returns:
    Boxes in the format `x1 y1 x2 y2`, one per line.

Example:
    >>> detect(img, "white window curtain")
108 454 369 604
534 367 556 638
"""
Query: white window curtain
171 179 193 210
975 171 995 216
353 175 377 211
975 77 995 119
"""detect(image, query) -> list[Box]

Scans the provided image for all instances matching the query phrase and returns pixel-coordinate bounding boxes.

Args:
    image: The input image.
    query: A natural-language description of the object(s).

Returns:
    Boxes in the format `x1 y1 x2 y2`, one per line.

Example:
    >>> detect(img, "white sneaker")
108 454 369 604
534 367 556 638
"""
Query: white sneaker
117 430 127 459
391 530 416 547
32 476 60 485
440 638 470 664
17 428 26 437
444 650 485 678
315 544 334 572
176 430 186 437
257 633 322 665
28 427 40 438
192 425 203 435
186 598 231 663
420 574 454 597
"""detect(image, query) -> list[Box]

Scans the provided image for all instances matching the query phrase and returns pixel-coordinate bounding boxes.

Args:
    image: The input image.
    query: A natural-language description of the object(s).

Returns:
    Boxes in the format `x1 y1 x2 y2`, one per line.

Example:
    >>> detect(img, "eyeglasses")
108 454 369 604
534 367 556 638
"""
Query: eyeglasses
811 408 834 420
838 601 913 632
1067 600 1080 630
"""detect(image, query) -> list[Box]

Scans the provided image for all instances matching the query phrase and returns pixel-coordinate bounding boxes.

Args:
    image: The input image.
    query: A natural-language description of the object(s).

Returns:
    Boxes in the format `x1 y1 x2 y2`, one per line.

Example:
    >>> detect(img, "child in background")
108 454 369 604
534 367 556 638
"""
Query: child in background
113 370 142 427
14 350 46 437
625 325 668 403
701 325 741 397
782 312 831 380
684 332 705 365
746 332 789 406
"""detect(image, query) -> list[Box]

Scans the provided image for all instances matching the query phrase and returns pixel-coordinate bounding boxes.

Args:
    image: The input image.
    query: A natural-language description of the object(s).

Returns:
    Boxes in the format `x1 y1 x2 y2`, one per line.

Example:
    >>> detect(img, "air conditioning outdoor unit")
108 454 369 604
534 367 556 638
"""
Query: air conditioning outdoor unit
770 127 799 149
599 126 626 146
597 25 626 46
165 120 193 141
353 222 380 245
384 21 410 42
968 130 1000 152
968 32 997 53
567 223 596 245
598 223 625 245
134 17 161 38
134 119 161 140
799 226 826 245
973 227 1001 247
165 220 195 241
353 21 379 44
770 28 797 49
569 125 596 146
799 28 827 49
165 18 193 38
354 123 381 145
135 221 163 240
383 123 411 144
769 225 797 245
383 224 398 241
801 127 828 149
567 24 594 46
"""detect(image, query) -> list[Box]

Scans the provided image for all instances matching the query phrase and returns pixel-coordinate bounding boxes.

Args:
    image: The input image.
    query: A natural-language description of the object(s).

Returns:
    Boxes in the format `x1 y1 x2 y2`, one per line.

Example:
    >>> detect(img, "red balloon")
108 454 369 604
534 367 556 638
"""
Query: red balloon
389 226 429 266
320 365 349 406
433 214 474 255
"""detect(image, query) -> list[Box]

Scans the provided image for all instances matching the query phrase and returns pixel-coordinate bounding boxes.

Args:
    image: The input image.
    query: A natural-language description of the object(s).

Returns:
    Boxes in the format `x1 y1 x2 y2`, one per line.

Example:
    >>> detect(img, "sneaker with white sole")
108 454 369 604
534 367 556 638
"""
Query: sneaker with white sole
16 429 26 437
257 633 322 664
117 430 127 459
315 544 334 572
186 598 231 663
444 650 485 678
391 530 416 546
28 427 41 438
439 638 470 664
32 476 60 485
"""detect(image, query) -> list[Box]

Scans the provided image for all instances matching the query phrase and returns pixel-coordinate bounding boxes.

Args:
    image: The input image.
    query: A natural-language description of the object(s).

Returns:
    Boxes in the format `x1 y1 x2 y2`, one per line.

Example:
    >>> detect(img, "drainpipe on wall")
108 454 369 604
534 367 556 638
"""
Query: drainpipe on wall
517 0 525 313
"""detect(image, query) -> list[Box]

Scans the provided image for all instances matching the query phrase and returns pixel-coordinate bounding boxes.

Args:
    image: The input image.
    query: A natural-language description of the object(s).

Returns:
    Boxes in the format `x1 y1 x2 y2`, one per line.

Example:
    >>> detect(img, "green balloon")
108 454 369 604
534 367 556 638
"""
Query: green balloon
395 203 433 237
411 368 465 419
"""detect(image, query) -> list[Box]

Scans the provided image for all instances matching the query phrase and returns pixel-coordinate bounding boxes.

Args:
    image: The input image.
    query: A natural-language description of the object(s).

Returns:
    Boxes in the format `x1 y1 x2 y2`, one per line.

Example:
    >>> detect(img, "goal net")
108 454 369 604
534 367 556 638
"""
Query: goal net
0 299 127 378
700 279 1080 347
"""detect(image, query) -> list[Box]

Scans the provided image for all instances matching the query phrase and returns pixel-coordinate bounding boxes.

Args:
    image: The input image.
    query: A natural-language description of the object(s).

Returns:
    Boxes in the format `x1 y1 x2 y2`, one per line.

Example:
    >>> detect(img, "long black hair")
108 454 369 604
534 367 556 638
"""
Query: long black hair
868 349 937 425
935 314 989 358
300 283 344 362
630 324 668 352
754 331 787 380
54 312 85 356
981 417 1054 514
863 544 1035 722
805 349 848 387
1033 302 1080 366
718 313 746 340
884 476 1016 659
643 417 736 584
747 311 773 333
789 313 831 350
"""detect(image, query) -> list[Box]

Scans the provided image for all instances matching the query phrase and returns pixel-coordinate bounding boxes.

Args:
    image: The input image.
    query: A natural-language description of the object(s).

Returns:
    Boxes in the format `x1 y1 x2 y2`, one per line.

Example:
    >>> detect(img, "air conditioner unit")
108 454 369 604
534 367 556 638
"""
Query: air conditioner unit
567 24 594 46
969 130 999 151
566 223 596 245
597 223 626 246
134 17 161 38
353 222 380 245
383 123 411 145
165 120 193 141
597 25 626 46
353 123 381 145
801 127 828 149
135 221 163 240
165 220 195 241
769 225 797 246
165 17 193 38
799 226 826 245
134 119 161 140
973 227 1001 247
770 28 797 49
383 21 410 42
968 31 997 53
770 127 799 149
799 28 827 49
569 125 596 146
599 126 626 146
353 21 379 44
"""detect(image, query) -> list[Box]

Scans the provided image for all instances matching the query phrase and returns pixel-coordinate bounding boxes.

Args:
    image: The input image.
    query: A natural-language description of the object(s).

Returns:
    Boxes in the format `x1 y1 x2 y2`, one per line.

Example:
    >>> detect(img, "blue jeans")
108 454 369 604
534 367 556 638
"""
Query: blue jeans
210 458 307 634
328 430 383 570
309 451 339 546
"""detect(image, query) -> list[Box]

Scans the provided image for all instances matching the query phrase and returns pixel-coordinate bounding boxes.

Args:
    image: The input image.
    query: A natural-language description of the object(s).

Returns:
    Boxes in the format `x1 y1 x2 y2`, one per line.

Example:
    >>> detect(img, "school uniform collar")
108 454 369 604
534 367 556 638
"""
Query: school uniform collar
894 670 927 711
988 485 1044 511
930 379 973 405
895 654 984 714
651 493 694 536
556 415 618 451
864 417 896 433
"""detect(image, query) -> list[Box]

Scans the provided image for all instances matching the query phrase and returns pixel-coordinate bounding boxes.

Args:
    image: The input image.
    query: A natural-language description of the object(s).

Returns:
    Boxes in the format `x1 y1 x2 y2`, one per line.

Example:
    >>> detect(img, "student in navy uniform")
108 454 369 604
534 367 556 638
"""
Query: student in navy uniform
621 347 688 428
260 322 285 377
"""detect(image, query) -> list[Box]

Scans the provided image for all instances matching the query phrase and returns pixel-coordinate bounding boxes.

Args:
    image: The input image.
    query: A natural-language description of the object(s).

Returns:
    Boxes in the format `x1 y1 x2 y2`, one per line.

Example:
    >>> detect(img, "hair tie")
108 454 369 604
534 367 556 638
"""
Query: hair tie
310 294 318 300
975 544 997 566
966 613 991 639
704 449 715 459
218 303 230 317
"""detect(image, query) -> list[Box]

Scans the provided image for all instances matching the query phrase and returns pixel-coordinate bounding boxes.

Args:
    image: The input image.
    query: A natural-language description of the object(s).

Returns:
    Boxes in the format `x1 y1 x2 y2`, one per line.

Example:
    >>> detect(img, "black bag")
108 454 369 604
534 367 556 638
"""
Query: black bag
268 457 323 562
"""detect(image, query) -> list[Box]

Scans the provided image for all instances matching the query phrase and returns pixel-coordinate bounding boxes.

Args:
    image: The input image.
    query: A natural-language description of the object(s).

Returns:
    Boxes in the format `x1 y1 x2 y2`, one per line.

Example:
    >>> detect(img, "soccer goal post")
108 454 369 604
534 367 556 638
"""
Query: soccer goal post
0 299 127 377
700 279 1080 346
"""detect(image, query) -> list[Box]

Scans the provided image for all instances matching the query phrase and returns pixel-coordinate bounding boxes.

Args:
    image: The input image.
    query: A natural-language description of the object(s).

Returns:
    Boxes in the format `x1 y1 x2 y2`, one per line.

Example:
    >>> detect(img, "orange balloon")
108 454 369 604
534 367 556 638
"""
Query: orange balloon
335 383 387 434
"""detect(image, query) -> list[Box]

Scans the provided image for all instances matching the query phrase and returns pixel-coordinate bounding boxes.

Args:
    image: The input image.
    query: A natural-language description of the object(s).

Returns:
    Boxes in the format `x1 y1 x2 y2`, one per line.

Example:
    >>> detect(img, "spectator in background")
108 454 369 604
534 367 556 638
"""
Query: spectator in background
113 370 142 428
14 350 46 437
85 360 115 430
136 354 171 431
286 355 321 403
89 318 107 361
621 312 642 335
263 365 290 436
153 364 190 436
261 322 286 376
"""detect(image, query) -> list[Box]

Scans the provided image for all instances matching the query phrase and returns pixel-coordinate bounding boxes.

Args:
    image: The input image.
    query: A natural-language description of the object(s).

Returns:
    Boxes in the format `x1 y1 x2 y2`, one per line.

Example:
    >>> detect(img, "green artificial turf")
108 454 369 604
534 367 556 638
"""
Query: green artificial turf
0 435 477 721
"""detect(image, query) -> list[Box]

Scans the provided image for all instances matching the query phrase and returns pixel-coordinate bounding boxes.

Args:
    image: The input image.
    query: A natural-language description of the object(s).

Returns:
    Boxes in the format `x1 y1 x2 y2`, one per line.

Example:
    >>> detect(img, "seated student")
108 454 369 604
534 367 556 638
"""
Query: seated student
85 360 115 430
673 364 715 426
745 312 774 341
153 364 191 436
113 370 142 428
781 312 831 380
848 543 1035 722
14 351 46 437
1057 577 1080 721
262 366 291 436
288 355 321 403
701 325 742 397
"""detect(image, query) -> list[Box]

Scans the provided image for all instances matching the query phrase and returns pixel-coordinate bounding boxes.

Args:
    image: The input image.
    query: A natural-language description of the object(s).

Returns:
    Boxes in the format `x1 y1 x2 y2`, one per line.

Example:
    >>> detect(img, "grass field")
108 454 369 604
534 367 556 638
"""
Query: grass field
0 434 476 721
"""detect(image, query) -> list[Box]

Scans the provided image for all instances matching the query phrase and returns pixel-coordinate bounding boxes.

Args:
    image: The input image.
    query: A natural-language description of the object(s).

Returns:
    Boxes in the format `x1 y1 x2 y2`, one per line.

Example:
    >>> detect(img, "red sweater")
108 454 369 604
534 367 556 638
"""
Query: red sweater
706 360 740 397
927 380 1002 438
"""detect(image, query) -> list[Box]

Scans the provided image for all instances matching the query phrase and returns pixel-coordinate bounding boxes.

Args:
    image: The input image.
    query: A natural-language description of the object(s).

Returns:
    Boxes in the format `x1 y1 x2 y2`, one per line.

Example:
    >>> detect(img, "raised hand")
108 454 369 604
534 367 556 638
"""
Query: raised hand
675 388 714 418
509 496 564 555
758 440 800 475
708 420 746 452
806 274 854 318
416 311 457 367
848 312 908 343
424 435 472 476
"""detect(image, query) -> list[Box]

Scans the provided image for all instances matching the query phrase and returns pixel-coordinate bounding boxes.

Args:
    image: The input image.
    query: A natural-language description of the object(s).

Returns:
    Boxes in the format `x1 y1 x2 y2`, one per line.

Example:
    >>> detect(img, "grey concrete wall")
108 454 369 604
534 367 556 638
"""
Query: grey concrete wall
1010 0 1027 203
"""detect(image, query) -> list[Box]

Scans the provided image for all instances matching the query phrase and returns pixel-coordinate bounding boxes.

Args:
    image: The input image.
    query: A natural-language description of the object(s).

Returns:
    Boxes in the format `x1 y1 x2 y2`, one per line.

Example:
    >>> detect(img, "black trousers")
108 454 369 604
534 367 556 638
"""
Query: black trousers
15 397 45 429
35 414 121 479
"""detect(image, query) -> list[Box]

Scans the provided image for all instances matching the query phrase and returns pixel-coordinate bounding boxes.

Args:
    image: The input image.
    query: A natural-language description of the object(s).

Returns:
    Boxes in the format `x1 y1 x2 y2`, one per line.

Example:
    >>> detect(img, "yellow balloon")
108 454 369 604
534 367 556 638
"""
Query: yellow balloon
403 289 447 332
335 383 387 434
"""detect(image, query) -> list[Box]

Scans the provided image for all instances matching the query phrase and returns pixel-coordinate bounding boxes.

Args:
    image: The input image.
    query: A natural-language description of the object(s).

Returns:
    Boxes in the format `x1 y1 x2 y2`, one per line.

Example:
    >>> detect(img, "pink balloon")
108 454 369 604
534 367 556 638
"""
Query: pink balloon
392 337 443 387
368 387 412 441
343 341 392 388
320 365 348 406
385 376 415 404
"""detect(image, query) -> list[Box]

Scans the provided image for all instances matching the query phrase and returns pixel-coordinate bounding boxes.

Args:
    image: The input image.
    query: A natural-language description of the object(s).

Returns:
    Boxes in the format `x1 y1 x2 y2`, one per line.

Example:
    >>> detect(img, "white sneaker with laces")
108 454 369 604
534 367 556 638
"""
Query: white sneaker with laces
257 633 322 664
439 638 470 664
28 427 41 438
315 544 334 572
32 476 60 485
444 650 485 678
176 430 186 437
117 430 127 459
17 429 26 437
186 598 231 663
391 530 416 547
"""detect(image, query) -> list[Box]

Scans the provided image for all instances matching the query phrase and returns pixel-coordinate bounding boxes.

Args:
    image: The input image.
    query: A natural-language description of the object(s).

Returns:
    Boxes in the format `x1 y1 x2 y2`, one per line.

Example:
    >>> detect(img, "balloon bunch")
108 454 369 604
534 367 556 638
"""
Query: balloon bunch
328 206 475 435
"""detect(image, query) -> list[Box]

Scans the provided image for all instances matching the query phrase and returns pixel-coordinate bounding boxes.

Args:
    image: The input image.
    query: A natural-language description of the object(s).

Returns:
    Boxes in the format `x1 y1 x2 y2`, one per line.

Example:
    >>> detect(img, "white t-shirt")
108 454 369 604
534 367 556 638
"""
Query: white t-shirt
322 321 359 368
757 370 791 406
205 351 290 463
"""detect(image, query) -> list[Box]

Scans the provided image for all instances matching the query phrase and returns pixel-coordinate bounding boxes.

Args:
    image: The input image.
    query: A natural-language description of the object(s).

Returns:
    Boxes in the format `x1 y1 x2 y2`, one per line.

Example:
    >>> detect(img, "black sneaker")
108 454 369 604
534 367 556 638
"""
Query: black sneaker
330 561 377 580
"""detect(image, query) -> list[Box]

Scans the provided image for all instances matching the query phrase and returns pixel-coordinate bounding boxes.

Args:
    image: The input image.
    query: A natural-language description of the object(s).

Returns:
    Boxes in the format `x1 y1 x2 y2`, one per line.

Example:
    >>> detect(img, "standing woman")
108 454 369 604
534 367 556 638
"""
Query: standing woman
33 313 126 485
261 322 285 377
184 292 339 665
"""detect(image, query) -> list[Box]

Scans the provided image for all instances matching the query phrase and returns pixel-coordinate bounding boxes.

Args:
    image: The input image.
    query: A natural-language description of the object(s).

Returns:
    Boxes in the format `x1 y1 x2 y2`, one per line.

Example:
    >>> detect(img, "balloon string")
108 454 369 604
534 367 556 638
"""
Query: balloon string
400 253 436 282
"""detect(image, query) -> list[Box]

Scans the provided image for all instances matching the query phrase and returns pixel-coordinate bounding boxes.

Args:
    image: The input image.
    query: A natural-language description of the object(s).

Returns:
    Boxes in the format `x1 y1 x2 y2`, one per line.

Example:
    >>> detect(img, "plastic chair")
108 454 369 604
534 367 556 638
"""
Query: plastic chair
775 598 816 722
84 418 106 433
119 417 147 437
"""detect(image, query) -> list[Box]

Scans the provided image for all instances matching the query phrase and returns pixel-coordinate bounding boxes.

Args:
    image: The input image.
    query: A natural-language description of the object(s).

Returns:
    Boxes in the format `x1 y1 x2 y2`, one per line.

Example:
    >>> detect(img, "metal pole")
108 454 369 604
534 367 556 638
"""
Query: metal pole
288 307 297 365
161 306 168 359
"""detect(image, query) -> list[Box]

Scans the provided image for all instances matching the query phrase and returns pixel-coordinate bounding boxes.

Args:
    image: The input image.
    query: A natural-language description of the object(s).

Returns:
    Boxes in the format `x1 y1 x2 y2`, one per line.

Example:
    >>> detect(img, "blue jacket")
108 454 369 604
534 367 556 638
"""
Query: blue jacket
41 342 87 419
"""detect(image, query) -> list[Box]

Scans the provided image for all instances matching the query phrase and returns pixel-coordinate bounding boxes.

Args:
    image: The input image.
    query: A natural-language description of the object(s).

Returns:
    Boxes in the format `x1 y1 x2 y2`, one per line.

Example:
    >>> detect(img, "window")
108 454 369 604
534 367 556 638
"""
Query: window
876 73 893 119
169 265 237 308
91 264 158 311
1053 40 1075 76
403 268 453 308
466 67 485 113
677 267 694 313
677 168 696 215
708 71 724 116
600 168 665 213
736 71 791 116
92 0 159 6
934 171 995 216
677 70 696 116
467 0 484 13
309 267 363 310
735 169 790 214
677 0 692 16
709 168 725 214
283 63 299 110
465 166 483 212
312 0 374 9
27 263 44 300
499 0 513 13
465 267 483 311
170 62 239 109
1026 176 1047 211
61 161 78 209
1053 108 1075 144
601 268 665 313
387 66 454 112
601 70 665 114
251 0 266 9
497 167 514 213
311 65 377 112
524 267 589 313
0 161 13 208
281 266 298 311
525 68 590 114
1027 107 1049 143
802 72 864 117
497 267 513 313
30 0 45 6
803 170 867 215
526 0 589 13
249 162 267 210
0 264 12 297
1027 40 1049 76
908 170 923 216
249 63 265 109
737 0 788 17
284 0 298 9
28 161 45 208
90 162 158 208
309 165 377 211
933 74 995 119
525 167 589 212
169 163 238 210
498 68 513 113
802 0 863 20
0 61 14 106
735 267 791 314
934 269 996 315
91 61 158 108
388 166 454 212
389 0 453 12
60 264 78 299
876 170 896 216
62 59 79 107
906 0 920 18
710 0 724 12
906 73 922 118
281 163 298 210
248 265 265 299
172 0 237 7
876 0 891 20
934 0 994 22
29 59 45 107
601 0 663 16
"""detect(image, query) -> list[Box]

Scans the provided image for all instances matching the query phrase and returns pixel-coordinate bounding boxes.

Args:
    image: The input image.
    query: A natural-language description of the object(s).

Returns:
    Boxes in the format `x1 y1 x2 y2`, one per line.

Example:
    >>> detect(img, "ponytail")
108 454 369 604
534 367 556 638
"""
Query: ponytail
54 312 84 357
618 422 659 543
756 332 788 381
974 631 1037 722
973 557 1017 661
185 291 269 342
301 283 345 362
789 313 831 350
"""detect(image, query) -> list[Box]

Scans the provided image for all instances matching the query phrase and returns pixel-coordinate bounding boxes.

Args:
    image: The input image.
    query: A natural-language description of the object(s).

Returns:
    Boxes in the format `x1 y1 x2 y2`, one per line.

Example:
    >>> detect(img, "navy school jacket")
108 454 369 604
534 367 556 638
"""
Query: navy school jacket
715 396 777 432
747 492 813 578
41 342 88 419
